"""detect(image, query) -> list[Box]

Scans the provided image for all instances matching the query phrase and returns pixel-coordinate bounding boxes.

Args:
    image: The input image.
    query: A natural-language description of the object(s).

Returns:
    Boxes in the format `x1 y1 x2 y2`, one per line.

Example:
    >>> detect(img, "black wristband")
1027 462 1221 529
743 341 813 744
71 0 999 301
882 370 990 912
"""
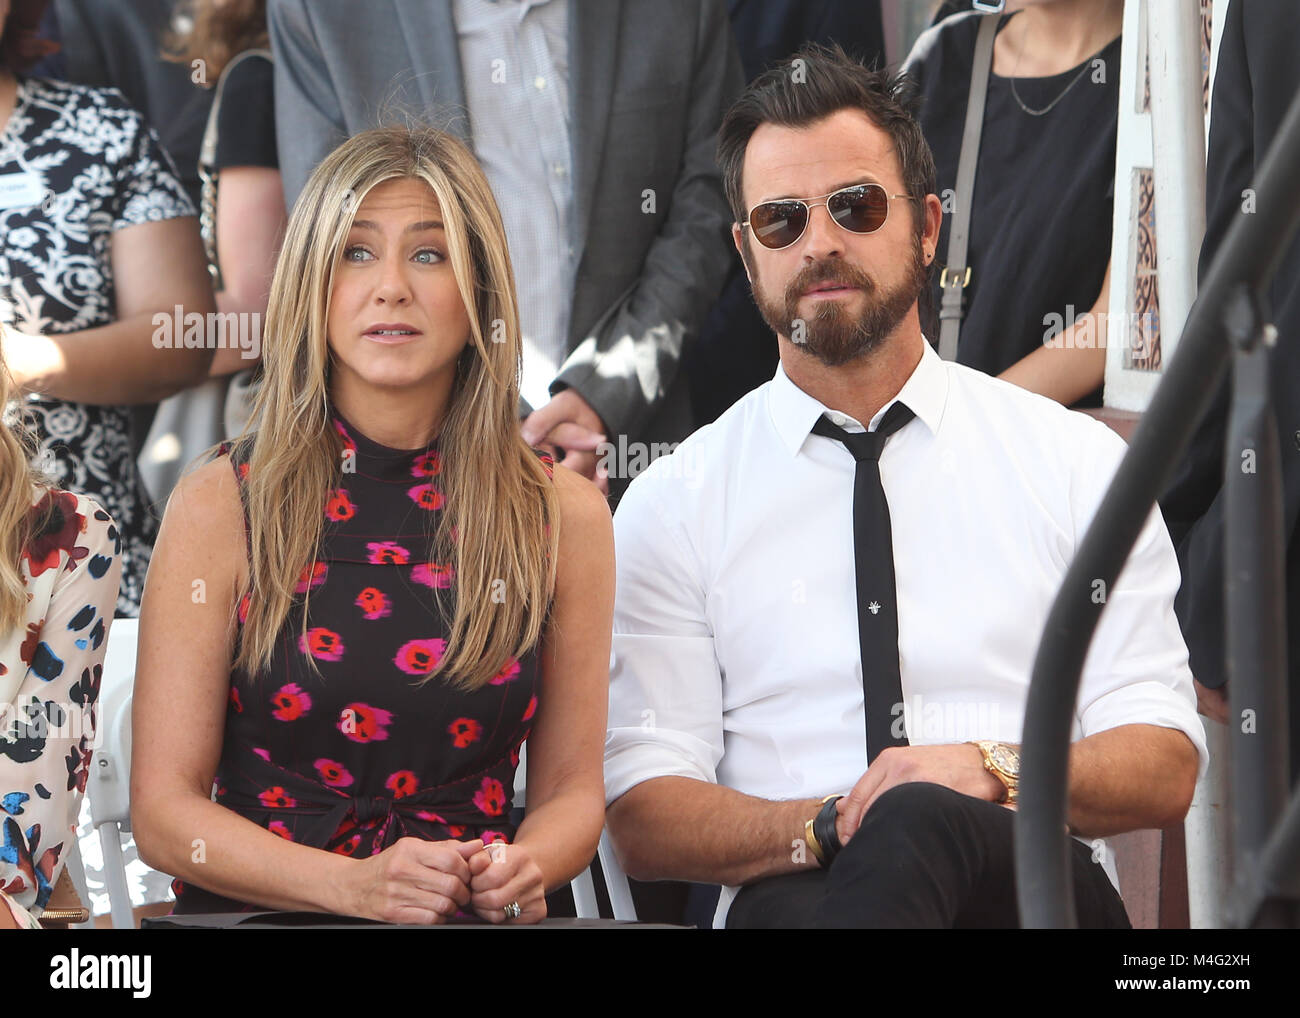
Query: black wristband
813 795 843 868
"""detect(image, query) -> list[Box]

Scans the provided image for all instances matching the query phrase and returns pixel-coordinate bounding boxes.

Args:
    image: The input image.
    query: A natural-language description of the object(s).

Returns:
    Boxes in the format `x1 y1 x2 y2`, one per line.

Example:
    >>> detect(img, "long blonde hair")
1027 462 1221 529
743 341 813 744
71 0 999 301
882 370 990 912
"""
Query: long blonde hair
228 125 559 691
0 335 54 632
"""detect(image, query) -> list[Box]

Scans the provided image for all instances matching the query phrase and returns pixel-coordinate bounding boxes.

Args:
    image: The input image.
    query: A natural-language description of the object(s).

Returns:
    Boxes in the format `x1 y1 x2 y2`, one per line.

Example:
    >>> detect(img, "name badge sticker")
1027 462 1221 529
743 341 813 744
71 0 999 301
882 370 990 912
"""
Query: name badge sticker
0 171 46 210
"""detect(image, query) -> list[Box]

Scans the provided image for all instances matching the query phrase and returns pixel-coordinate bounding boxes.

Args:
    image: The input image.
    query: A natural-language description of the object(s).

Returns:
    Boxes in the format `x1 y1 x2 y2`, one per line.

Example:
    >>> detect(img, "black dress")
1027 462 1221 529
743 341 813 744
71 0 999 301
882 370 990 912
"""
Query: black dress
905 11 1121 407
171 410 552 914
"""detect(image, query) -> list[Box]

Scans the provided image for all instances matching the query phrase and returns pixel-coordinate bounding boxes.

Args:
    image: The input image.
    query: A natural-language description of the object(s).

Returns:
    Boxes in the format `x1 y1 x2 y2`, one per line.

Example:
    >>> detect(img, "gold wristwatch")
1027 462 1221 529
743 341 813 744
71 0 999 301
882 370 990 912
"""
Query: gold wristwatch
970 741 1021 803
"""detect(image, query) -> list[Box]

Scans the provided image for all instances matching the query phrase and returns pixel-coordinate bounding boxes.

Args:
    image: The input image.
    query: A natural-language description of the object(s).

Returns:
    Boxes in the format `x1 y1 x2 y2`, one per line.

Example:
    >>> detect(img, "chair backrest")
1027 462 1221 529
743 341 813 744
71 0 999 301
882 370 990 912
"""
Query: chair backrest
89 617 138 829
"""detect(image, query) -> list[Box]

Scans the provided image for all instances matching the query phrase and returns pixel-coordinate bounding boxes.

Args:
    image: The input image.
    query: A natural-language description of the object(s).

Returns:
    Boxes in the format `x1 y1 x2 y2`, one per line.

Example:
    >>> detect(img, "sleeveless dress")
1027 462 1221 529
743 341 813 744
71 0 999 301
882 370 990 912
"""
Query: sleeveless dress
171 409 552 914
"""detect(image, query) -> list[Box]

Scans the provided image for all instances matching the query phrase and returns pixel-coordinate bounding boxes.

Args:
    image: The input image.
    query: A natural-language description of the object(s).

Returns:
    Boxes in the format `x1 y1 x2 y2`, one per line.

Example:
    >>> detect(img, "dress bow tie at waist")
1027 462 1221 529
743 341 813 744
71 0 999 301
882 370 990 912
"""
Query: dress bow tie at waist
218 749 518 852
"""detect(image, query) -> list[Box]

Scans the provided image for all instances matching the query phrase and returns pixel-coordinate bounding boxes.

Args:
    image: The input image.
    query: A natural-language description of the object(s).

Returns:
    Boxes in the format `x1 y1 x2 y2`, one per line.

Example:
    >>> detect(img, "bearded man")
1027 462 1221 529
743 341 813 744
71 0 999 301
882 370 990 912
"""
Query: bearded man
600 43 1206 929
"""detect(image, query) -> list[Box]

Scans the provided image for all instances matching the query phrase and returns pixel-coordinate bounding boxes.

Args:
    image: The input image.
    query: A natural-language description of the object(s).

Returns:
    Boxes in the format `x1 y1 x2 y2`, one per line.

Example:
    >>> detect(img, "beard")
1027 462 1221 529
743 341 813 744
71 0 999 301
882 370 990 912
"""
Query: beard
749 232 929 367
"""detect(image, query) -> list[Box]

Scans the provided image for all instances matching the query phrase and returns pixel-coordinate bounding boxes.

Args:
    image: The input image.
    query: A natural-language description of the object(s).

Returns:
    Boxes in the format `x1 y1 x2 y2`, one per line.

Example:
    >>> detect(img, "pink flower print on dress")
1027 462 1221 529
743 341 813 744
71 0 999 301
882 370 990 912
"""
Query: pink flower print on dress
271 682 313 721
366 541 410 565
411 562 454 589
299 627 345 661
407 483 445 511
411 450 442 477
259 786 297 808
355 586 393 620
338 702 394 743
295 561 328 592
393 637 446 675
386 770 418 799
325 489 356 522
489 658 520 685
314 758 353 788
268 821 293 840
473 777 506 817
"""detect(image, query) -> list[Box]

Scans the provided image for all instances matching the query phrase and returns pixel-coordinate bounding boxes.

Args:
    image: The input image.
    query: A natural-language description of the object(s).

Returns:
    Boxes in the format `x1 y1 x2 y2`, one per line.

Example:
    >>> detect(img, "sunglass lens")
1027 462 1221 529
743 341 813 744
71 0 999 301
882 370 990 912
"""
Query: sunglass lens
830 185 889 234
750 201 808 249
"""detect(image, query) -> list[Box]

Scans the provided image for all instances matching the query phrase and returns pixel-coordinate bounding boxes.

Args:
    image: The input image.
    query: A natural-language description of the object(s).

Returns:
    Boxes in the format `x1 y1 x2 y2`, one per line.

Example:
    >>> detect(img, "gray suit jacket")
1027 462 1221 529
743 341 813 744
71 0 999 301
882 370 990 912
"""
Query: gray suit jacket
268 0 743 452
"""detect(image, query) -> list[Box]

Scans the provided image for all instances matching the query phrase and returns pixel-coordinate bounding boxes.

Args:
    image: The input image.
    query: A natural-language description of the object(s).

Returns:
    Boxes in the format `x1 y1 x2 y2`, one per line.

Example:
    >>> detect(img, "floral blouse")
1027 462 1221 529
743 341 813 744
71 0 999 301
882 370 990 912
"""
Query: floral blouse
0 75 195 617
0 487 121 927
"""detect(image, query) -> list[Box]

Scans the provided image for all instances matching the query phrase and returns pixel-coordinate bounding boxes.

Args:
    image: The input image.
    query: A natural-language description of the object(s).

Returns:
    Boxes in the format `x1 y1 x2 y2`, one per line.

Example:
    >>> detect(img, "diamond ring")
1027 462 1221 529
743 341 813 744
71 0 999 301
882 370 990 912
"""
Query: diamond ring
503 900 522 920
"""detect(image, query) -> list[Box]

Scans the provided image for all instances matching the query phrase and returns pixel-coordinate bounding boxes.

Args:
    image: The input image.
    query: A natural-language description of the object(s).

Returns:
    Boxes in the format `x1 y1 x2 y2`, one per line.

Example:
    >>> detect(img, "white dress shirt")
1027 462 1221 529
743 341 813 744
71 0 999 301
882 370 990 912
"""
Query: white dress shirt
454 0 575 411
606 339 1209 927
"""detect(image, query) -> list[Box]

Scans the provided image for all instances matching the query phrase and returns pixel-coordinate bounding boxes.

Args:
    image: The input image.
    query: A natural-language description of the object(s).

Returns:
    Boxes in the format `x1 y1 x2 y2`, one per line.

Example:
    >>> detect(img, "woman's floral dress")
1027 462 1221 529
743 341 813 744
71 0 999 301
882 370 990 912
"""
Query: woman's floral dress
172 410 553 914
0 487 121 927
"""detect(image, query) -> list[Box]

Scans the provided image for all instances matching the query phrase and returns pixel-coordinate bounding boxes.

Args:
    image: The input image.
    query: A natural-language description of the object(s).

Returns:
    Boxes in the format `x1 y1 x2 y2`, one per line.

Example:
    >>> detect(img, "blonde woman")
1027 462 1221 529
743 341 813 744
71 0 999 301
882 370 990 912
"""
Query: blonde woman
0 340 121 929
131 126 613 924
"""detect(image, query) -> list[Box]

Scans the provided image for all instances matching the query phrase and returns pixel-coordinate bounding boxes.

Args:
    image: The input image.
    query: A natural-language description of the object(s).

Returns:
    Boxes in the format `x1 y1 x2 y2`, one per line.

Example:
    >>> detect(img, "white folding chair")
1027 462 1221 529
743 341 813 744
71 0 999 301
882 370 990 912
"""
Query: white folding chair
86 616 139 930
515 743 637 920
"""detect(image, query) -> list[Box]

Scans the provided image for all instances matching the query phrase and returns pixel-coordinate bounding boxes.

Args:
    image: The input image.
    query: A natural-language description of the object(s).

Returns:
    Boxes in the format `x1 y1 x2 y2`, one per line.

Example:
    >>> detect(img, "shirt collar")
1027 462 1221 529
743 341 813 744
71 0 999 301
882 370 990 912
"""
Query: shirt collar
767 338 949 457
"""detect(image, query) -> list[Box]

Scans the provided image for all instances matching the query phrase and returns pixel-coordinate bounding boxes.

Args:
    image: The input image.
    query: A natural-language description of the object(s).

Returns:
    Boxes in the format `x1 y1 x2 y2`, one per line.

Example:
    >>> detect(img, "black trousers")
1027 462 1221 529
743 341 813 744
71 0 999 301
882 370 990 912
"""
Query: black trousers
726 782 1132 929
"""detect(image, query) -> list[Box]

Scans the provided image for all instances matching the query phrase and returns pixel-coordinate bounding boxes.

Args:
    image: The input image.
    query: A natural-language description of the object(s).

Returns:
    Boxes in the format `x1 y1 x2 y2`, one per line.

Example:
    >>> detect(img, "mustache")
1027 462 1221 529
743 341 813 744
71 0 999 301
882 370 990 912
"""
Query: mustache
787 260 875 300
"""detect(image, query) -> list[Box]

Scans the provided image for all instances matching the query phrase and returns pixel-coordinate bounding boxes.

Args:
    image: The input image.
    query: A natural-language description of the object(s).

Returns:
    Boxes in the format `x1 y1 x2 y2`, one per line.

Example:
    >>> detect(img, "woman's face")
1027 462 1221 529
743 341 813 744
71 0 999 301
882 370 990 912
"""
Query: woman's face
326 176 472 401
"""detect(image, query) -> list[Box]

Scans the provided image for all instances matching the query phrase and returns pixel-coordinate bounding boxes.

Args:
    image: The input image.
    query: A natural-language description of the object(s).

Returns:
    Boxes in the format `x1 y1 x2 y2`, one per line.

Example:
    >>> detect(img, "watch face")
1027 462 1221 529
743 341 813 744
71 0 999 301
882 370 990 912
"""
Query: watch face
991 744 1020 776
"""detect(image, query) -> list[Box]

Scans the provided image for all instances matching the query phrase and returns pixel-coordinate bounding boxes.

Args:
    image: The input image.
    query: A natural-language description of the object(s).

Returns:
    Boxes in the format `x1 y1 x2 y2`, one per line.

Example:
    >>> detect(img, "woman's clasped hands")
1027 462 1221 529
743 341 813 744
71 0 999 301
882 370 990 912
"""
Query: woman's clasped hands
349 836 546 925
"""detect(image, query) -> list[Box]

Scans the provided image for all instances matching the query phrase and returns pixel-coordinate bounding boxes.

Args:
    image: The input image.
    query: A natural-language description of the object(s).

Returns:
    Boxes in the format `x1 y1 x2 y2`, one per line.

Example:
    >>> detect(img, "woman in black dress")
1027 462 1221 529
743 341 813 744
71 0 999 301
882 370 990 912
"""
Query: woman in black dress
131 125 613 923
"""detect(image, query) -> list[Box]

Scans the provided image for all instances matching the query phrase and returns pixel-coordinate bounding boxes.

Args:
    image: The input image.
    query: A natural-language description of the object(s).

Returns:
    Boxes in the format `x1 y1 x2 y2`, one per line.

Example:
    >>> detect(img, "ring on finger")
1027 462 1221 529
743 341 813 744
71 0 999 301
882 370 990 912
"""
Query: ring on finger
503 900 522 920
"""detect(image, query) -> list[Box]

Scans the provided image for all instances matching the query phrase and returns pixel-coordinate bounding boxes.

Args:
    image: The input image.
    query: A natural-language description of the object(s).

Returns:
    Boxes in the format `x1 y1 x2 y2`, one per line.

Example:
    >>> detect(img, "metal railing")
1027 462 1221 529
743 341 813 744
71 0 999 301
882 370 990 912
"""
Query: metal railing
1015 82 1300 929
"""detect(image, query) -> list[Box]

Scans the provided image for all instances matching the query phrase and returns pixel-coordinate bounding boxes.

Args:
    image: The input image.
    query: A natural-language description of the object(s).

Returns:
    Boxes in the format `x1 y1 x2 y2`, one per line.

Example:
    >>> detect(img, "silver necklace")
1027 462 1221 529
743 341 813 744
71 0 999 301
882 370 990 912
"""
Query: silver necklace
1009 20 1094 117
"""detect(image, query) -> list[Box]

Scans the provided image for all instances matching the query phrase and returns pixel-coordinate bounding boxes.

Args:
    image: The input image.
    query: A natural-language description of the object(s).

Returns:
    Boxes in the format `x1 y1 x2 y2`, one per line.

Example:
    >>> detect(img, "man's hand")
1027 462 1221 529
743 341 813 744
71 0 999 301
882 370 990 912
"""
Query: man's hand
835 744 1006 845
1194 679 1229 724
520 388 609 494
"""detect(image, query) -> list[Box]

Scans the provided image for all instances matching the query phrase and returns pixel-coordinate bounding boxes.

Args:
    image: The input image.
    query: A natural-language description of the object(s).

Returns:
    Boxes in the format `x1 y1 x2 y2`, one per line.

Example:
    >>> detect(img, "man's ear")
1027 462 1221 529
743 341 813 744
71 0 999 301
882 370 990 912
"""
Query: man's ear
732 223 753 284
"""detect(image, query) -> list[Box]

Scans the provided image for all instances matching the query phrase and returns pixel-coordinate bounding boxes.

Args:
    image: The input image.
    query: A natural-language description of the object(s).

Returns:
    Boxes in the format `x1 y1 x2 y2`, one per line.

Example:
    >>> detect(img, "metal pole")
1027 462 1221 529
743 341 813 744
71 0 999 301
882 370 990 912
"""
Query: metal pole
1016 83 1300 929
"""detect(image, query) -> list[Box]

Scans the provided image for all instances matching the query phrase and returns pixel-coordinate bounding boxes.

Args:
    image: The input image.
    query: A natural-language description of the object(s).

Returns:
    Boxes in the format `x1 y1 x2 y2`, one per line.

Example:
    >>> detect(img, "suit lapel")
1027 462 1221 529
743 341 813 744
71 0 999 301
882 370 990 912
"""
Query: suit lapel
392 0 470 142
569 0 620 266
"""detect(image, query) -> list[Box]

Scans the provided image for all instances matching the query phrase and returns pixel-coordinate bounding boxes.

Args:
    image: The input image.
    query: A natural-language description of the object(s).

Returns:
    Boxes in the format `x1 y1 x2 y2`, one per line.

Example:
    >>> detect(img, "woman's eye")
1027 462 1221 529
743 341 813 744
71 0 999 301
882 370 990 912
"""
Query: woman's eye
413 248 443 265
343 245 374 262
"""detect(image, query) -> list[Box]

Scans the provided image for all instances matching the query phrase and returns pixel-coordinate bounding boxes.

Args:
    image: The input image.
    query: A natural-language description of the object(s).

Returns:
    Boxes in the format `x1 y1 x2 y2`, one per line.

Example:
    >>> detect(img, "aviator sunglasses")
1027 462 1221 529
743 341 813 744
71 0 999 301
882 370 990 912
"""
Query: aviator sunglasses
742 183 914 251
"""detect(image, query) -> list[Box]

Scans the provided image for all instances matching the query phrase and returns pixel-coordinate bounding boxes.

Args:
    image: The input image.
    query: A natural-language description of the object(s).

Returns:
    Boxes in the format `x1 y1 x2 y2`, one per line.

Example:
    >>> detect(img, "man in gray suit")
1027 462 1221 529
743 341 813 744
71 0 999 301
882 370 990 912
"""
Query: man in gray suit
268 0 743 494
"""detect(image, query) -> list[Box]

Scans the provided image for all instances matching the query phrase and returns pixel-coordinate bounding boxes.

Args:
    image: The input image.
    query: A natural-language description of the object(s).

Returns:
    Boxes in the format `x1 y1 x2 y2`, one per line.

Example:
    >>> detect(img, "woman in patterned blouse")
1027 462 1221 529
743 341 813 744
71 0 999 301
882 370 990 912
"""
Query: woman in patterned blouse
0 334 122 929
0 0 214 617
132 126 613 924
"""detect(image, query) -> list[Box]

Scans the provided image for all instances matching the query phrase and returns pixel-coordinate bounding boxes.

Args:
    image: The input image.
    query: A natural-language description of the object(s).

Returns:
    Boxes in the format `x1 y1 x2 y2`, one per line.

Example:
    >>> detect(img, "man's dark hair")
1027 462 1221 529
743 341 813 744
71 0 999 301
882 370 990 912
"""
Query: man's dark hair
717 42 936 234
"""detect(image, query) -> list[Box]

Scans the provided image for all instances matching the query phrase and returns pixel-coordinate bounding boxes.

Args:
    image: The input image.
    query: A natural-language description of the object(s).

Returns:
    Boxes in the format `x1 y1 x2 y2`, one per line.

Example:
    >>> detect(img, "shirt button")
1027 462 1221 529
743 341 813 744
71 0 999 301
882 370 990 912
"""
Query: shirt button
534 76 546 90
553 163 567 176
829 412 847 427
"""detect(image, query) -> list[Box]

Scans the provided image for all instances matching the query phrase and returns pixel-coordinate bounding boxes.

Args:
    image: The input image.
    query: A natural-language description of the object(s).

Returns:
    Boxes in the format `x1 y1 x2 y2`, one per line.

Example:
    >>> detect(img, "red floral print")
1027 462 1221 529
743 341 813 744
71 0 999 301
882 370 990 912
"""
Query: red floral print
259 786 297 808
407 483 445 511
473 777 506 817
448 717 482 748
385 770 418 798
271 682 312 721
338 702 394 743
355 586 392 620
366 541 410 565
325 489 356 522
393 637 446 675
299 626 345 661
411 450 441 477
295 562 328 592
314 758 354 788
411 562 454 589
489 658 521 685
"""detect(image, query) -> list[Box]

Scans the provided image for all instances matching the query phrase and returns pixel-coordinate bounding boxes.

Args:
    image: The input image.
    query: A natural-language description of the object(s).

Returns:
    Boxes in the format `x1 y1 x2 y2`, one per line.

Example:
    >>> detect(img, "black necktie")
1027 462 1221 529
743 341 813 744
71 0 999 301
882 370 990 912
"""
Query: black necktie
812 401 916 764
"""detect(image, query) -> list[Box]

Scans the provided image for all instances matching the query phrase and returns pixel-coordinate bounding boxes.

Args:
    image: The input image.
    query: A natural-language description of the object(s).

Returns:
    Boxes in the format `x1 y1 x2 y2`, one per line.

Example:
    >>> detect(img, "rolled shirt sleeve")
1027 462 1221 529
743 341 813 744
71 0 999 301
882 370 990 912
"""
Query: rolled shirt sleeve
605 462 724 804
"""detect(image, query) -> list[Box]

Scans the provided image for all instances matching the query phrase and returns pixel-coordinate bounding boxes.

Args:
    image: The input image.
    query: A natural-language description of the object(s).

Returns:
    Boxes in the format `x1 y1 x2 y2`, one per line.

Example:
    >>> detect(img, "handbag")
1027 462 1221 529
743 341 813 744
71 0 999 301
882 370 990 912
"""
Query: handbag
937 13 1000 361
140 49 272 504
